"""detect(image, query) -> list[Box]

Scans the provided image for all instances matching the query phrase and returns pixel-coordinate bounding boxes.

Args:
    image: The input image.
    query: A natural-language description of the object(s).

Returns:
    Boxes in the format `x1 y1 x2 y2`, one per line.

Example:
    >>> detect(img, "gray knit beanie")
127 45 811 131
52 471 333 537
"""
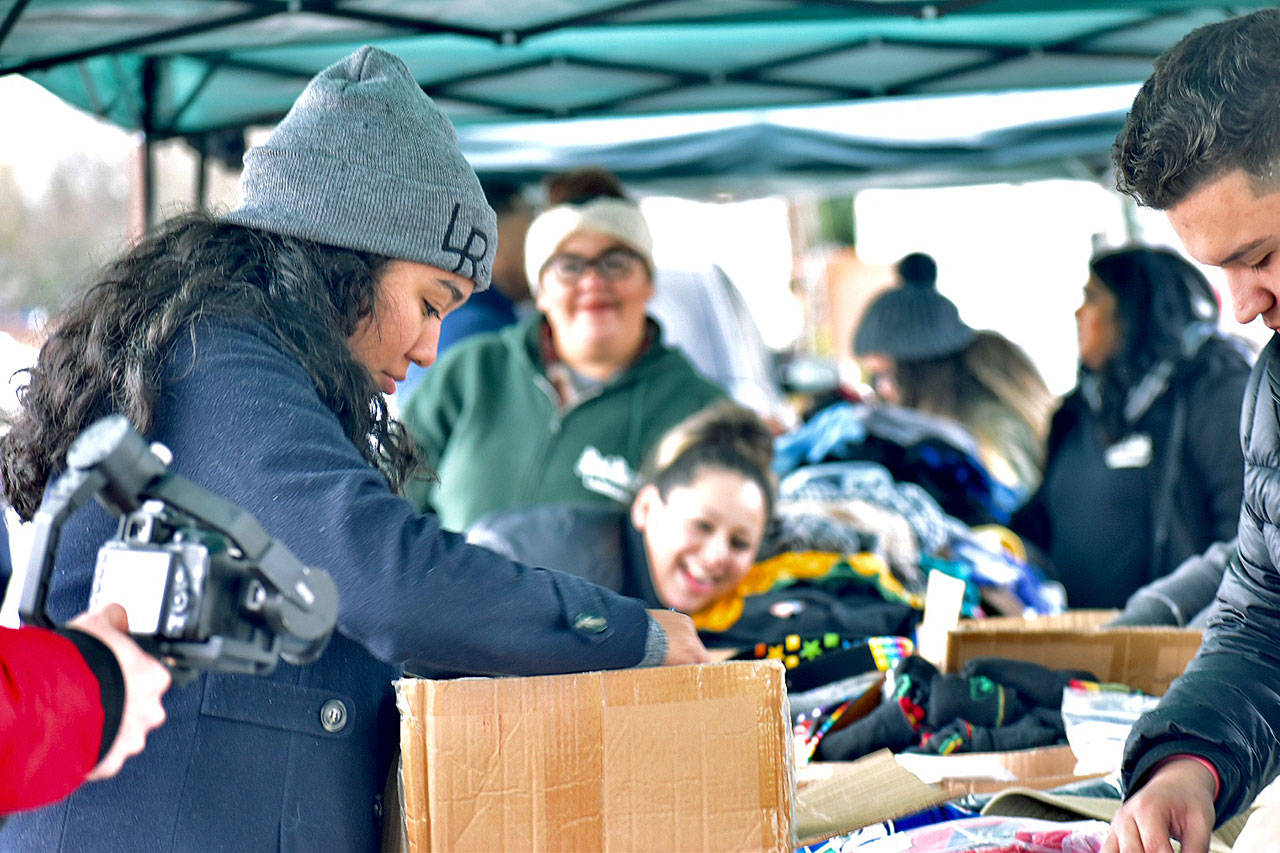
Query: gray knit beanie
224 45 496 291
853 253 975 361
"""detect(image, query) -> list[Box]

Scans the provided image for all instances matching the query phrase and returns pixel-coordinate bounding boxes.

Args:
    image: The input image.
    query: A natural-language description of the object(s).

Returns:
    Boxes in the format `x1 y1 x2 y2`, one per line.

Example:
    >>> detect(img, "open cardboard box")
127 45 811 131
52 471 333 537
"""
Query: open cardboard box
896 743 1098 796
941 610 1204 696
792 612 1208 844
395 660 794 852
392 615 1209 849
923 612 1202 799
794 745 1103 845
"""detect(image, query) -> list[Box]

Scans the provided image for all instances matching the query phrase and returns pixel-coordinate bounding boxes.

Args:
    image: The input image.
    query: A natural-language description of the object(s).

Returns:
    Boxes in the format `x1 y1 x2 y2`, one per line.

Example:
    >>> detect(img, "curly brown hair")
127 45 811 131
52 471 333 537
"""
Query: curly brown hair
1114 9 1280 209
1 211 422 519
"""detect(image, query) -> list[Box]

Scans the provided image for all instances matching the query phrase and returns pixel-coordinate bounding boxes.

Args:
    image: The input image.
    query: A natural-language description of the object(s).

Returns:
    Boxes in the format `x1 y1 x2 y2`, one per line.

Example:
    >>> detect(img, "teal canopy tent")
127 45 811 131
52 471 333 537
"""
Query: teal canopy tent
1 1 1270 197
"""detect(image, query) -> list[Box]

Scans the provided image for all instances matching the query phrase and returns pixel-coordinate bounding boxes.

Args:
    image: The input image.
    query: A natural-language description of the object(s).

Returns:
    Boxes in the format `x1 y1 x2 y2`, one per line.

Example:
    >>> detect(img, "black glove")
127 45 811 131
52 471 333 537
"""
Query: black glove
927 673 1025 728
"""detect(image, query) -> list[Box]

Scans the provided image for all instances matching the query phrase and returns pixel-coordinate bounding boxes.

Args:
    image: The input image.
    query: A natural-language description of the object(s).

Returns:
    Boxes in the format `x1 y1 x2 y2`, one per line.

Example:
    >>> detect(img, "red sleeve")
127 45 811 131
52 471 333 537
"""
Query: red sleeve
0 625 104 814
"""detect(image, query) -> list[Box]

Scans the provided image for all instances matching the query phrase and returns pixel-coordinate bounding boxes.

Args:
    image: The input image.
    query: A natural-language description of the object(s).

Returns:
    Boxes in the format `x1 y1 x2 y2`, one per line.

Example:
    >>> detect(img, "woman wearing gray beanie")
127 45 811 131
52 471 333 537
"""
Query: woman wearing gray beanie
0 46 707 852
853 252 1054 497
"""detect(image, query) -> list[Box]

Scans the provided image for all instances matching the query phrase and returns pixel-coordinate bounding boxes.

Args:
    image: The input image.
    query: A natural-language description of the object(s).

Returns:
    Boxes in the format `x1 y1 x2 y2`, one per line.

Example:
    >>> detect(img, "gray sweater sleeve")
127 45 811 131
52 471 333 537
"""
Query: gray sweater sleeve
1108 538 1235 627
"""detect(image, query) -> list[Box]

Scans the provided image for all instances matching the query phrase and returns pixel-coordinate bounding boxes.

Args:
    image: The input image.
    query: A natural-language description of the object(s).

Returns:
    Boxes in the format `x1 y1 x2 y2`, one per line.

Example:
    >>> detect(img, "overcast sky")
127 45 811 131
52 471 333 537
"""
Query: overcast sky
0 75 136 200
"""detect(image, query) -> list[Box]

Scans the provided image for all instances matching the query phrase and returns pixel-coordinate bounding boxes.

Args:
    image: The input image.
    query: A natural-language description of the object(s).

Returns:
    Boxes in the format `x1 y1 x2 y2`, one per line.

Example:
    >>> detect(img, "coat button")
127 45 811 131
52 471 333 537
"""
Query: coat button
320 699 348 733
573 613 608 633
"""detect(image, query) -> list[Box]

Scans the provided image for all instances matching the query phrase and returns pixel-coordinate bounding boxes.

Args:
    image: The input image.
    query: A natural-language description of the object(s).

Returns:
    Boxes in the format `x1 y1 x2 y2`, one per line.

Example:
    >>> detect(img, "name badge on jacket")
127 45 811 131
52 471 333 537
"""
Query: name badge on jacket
1105 433 1153 469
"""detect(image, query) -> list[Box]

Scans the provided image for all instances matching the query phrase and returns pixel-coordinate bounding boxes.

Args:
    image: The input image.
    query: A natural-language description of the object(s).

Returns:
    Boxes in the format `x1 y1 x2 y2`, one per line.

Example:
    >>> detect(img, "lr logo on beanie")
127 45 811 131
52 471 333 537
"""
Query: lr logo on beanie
441 203 491 283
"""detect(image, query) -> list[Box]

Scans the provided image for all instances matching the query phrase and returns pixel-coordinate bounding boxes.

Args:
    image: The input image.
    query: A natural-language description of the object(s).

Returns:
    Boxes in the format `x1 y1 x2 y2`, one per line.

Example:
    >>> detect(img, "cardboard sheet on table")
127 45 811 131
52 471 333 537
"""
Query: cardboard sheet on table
794 751 949 843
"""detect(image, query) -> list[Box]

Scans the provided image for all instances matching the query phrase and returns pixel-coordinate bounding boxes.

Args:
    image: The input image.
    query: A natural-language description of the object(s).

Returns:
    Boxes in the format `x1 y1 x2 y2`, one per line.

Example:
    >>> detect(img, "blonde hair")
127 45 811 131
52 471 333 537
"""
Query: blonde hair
961 331 1055 443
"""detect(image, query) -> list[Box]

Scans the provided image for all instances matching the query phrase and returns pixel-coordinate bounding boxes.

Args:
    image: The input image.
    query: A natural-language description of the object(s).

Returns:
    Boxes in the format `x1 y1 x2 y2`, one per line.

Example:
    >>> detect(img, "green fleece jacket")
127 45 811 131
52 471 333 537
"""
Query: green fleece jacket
403 313 726 531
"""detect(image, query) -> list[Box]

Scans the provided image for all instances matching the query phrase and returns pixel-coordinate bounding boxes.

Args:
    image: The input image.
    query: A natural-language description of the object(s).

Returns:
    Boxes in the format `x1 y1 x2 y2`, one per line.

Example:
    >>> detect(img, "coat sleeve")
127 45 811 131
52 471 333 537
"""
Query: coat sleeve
156 321 650 676
1182 353 1250 543
1110 538 1235 627
0 626 108 814
1121 346 1280 825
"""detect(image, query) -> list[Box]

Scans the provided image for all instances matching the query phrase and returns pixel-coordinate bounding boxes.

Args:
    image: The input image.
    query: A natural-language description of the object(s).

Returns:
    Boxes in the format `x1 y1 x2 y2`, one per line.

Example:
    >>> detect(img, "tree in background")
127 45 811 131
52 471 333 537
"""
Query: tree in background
0 158 129 323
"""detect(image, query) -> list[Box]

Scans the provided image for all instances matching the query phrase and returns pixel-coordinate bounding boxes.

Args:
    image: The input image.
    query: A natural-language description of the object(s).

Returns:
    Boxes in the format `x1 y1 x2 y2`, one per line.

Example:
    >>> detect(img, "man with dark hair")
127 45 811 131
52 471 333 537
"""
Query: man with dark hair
1103 9 1280 853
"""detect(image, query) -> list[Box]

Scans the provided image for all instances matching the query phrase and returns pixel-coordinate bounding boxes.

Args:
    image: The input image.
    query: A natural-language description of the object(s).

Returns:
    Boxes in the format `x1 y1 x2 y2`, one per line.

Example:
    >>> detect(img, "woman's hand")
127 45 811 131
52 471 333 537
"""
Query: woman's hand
646 609 712 665
68 603 172 781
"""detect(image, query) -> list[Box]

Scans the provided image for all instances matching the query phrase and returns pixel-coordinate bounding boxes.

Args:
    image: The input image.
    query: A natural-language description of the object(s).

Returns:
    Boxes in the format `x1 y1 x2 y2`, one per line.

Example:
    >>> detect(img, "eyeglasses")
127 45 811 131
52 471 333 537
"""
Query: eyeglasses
543 248 645 284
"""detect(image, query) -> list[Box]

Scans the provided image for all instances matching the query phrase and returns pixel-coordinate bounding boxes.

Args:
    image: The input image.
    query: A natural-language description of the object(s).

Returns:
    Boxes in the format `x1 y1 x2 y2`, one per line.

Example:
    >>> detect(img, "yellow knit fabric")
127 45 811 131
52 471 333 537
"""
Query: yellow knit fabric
690 551 922 632
971 524 1027 562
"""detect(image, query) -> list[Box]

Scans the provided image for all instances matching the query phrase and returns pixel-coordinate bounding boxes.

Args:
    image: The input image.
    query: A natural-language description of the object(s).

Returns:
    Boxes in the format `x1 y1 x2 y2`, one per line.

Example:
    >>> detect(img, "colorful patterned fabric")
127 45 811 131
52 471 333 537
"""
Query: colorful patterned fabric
691 551 922 633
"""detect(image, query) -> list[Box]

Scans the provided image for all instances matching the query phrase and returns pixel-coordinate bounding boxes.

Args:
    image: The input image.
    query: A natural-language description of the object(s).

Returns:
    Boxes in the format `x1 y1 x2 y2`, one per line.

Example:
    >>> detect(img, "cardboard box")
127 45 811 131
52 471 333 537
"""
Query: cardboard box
942 611 1203 696
791 745 1104 844
794 751 947 844
395 661 794 852
897 744 1099 796
788 614 1207 843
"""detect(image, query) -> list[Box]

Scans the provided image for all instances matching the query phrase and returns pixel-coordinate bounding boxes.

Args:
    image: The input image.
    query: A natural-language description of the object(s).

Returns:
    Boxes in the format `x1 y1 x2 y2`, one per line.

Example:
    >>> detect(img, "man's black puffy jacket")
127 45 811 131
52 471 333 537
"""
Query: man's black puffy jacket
1121 334 1280 825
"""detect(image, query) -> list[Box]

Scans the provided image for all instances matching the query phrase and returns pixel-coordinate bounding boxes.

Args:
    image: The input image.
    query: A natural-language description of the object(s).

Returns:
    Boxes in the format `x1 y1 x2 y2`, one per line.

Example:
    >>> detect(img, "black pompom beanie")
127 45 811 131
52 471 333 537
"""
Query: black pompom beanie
853 252 976 361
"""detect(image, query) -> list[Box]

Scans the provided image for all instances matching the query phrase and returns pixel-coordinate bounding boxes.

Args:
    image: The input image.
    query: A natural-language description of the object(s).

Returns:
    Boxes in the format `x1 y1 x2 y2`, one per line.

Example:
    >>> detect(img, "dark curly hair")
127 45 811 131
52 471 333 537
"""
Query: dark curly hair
1114 9 1280 209
1 211 422 519
1083 246 1227 441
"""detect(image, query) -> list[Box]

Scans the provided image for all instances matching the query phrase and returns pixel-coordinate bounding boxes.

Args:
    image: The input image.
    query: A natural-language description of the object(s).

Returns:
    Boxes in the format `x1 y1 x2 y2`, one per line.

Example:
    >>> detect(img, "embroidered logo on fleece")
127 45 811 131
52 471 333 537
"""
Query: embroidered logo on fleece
574 446 637 502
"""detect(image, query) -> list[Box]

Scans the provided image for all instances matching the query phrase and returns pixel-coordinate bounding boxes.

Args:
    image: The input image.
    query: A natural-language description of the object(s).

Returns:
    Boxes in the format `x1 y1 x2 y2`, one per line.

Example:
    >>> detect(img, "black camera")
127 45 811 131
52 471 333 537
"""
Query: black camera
20 415 339 683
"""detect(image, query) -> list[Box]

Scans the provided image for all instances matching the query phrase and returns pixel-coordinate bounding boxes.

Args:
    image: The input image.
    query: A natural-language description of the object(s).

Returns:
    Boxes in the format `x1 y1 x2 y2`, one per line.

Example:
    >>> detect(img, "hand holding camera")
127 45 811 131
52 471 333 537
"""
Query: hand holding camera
21 415 339 685
67 603 171 781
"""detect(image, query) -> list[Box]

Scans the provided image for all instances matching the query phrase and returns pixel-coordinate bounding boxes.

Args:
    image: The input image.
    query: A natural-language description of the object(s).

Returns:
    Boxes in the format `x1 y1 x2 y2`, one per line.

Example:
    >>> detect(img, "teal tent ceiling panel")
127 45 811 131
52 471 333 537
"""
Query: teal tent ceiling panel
918 53 1162 94
1084 8 1234 52
769 43 993 95
1 0 1274 193
446 59 674 114
4 0 1274 140
626 80 851 114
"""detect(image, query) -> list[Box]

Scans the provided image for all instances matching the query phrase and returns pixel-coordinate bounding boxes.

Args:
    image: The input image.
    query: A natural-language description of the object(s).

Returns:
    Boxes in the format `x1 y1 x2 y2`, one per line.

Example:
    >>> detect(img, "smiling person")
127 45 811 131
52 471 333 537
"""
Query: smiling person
466 402 774 627
1099 9 1280 853
0 46 709 852
401 193 727 532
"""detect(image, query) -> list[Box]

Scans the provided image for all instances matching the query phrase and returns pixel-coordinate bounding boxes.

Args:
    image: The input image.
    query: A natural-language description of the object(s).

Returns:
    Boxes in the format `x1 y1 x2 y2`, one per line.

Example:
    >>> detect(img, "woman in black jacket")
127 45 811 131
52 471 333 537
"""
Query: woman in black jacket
1014 246 1252 609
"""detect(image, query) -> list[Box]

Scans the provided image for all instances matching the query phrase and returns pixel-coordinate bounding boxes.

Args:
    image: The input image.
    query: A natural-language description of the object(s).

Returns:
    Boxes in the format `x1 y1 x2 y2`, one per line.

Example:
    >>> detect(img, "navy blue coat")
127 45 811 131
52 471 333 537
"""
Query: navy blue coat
1 318 651 851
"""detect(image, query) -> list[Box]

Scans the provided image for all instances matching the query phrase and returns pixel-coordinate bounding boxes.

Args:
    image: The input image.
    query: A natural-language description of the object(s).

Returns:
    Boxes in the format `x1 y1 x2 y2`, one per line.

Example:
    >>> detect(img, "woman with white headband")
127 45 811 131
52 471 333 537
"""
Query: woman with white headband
402 193 726 532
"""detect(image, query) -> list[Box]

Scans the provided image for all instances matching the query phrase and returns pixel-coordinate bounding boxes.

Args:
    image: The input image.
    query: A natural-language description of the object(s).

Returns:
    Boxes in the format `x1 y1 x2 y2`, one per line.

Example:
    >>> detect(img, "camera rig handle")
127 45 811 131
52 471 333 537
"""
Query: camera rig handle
20 415 338 678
